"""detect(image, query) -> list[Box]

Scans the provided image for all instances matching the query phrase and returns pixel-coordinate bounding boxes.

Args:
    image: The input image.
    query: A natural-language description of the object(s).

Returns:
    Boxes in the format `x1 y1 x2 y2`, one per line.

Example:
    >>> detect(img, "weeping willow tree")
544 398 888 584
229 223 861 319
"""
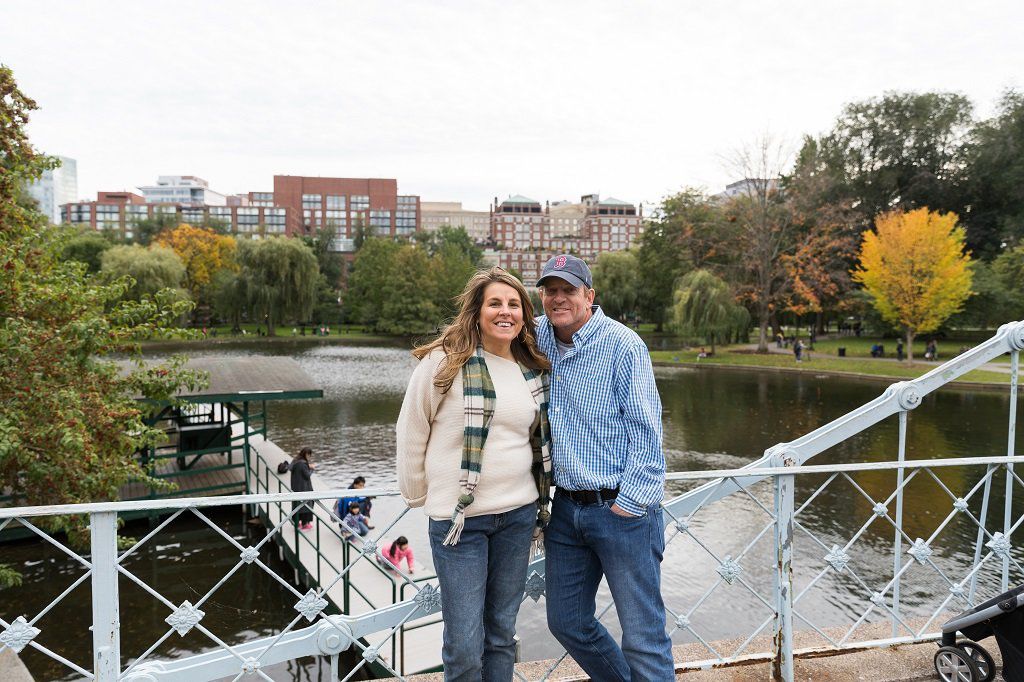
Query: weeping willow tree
236 237 319 335
669 269 750 354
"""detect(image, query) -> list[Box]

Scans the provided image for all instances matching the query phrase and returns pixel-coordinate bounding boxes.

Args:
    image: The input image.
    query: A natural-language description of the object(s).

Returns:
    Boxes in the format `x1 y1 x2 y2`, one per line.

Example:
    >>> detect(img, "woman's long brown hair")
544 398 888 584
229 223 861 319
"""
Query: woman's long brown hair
412 267 550 392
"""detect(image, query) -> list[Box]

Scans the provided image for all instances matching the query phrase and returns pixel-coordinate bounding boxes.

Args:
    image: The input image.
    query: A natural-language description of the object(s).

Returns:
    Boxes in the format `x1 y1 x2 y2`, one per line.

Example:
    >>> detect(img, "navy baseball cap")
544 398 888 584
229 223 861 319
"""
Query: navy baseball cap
536 254 593 289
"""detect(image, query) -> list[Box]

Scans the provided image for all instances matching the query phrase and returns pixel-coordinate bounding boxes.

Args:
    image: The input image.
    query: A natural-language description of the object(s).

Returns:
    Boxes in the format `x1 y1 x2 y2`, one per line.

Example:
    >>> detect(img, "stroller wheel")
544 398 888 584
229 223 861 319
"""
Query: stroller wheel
935 645 982 682
957 641 995 682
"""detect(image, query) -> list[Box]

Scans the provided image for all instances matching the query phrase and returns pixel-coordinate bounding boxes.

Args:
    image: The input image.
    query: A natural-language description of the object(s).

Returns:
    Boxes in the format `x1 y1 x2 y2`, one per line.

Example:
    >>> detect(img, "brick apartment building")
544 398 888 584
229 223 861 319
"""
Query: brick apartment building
62 190 288 241
487 193 644 282
272 175 419 250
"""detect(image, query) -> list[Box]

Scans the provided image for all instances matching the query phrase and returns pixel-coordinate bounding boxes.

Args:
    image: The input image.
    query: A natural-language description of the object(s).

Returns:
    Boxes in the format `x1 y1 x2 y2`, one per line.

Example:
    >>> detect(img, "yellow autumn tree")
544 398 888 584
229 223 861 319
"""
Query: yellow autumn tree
154 224 238 307
853 208 973 364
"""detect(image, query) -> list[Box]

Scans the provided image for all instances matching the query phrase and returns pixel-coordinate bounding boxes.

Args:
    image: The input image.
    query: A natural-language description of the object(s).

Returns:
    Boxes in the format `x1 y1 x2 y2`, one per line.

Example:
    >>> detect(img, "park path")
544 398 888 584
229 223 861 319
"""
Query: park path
736 342 1014 374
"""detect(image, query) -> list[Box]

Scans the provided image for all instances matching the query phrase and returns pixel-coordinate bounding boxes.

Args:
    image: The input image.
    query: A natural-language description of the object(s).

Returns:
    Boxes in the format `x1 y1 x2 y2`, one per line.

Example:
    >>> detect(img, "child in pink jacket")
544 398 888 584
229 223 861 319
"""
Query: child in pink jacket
380 536 414 573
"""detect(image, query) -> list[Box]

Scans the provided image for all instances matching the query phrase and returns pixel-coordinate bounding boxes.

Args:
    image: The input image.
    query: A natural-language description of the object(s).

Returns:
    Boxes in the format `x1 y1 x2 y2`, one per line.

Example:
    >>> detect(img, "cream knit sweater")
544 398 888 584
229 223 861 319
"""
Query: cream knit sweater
396 349 540 520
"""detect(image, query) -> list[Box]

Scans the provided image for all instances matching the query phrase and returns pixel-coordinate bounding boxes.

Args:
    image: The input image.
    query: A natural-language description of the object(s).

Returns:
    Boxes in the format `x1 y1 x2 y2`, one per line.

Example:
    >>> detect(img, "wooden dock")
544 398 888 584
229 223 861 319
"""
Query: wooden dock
119 448 247 502
246 434 443 677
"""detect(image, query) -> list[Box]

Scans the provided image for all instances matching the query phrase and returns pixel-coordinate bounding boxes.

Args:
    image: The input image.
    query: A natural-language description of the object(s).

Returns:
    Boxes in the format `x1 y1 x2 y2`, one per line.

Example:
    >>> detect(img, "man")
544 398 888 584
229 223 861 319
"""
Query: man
535 254 674 681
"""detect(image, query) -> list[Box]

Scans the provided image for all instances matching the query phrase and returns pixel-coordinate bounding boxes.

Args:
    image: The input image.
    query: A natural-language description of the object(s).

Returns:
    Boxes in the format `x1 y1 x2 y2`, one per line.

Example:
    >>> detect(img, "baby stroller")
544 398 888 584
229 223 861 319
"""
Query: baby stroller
934 585 1024 682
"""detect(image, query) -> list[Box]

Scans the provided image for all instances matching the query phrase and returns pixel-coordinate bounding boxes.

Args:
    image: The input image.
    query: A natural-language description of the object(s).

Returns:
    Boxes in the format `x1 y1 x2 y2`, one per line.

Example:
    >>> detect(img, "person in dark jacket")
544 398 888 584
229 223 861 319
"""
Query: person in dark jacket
290 447 315 530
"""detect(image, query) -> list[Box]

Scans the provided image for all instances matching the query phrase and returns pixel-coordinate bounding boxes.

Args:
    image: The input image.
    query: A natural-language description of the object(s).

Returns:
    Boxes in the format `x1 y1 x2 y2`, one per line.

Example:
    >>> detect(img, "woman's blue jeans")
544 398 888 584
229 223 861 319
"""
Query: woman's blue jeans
428 503 536 681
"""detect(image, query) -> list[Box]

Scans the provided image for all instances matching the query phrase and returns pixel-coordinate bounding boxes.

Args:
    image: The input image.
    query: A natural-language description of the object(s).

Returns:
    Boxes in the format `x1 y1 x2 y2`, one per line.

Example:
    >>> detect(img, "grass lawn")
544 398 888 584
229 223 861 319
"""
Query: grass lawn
649 347 1010 385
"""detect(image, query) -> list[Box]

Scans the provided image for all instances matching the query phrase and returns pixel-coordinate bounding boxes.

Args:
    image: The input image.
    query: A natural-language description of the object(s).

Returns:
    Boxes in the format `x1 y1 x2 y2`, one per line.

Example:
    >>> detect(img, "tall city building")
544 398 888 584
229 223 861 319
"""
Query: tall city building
138 176 227 206
27 155 78 224
420 201 490 241
272 176 420 251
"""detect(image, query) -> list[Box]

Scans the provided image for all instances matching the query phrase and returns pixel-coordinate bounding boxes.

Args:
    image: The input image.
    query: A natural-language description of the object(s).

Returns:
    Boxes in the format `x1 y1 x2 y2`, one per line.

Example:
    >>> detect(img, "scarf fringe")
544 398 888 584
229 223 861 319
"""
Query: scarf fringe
443 508 468 546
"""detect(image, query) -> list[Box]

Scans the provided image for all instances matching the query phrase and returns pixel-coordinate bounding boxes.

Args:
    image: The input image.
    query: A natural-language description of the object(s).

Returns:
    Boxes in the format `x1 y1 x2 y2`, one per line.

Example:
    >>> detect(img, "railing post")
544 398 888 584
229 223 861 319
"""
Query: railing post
773 465 795 682
90 511 121 681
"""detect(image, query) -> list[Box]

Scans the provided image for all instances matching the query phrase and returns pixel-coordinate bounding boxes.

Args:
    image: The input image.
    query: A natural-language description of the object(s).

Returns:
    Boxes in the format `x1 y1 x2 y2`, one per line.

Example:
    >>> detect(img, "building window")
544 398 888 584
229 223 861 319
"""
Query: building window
301 194 322 209
326 194 346 209
369 209 391 235
351 195 370 211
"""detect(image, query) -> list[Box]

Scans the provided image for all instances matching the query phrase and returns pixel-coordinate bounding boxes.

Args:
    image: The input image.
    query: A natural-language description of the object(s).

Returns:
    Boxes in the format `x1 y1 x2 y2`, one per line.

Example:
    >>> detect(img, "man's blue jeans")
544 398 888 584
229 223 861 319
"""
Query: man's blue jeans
428 503 536 681
544 492 674 681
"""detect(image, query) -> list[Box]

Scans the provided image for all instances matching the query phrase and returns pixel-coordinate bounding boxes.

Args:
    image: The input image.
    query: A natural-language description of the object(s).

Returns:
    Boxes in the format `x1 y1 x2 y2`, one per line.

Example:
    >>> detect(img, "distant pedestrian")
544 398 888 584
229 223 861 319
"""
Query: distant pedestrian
925 339 938 361
896 340 904 362
794 338 804 362
289 447 315 531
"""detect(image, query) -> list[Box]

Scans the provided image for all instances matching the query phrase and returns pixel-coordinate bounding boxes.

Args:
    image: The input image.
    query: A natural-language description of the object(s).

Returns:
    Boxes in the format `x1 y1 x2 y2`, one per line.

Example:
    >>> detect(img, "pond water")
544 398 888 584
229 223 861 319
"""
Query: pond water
4 339 1020 680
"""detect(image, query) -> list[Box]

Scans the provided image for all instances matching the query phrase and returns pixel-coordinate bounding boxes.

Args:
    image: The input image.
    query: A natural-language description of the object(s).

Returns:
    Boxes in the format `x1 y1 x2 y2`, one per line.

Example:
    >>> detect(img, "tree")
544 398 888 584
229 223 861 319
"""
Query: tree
236 237 318 335
210 269 249 331
100 244 187 301
130 212 180 247
724 136 796 352
633 188 712 330
853 208 973 363
0 65 202 584
783 141 862 331
669 269 750 354
414 225 484 266
154 224 237 306
799 92 973 225
960 90 1024 255
592 251 639 321
345 238 401 328
61 230 113 273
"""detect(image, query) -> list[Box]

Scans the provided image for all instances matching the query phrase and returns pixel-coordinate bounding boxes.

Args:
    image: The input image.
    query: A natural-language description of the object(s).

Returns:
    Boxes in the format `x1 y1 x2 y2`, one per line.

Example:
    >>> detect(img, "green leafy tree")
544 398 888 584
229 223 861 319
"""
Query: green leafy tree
379 246 441 334
592 251 639 321
794 92 973 227
414 225 484 265
210 269 248 331
960 90 1024 255
992 246 1024 319
236 237 319 335
345 238 403 328
669 269 750 353
0 65 203 584
634 188 716 330
61 230 113 273
302 227 345 325
100 244 187 302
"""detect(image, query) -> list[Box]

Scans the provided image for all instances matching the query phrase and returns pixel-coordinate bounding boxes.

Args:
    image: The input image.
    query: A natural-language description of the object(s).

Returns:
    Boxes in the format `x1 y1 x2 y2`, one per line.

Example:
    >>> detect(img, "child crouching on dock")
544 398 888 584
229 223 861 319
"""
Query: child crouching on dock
340 502 372 538
378 536 414 574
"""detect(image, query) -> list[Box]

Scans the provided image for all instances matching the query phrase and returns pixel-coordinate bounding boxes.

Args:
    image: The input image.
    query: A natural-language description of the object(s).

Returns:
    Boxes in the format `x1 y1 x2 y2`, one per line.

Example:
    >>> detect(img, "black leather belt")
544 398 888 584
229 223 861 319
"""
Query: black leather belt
560 488 619 504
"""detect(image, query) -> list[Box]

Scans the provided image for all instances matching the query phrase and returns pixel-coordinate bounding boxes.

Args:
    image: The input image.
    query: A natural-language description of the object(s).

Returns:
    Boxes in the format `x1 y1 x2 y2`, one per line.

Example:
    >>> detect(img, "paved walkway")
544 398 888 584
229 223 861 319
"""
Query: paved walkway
741 342 1013 374
403 619 1002 681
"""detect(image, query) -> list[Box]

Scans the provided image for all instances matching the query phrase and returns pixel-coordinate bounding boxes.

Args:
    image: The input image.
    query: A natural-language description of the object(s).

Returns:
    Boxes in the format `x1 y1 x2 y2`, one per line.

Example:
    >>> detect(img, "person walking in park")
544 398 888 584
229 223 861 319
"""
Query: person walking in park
534 254 675 681
289 447 315 531
794 338 804 362
396 267 552 682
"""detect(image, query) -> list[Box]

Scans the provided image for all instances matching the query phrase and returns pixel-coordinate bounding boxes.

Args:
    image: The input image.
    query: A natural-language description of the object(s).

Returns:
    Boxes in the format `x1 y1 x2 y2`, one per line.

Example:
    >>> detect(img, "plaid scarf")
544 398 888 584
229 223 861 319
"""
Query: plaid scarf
443 345 552 546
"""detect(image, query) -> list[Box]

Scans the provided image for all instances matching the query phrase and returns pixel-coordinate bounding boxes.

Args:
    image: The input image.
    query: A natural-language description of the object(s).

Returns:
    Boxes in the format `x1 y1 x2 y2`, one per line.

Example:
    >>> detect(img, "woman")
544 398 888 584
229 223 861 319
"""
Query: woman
289 447 315 531
397 267 551 682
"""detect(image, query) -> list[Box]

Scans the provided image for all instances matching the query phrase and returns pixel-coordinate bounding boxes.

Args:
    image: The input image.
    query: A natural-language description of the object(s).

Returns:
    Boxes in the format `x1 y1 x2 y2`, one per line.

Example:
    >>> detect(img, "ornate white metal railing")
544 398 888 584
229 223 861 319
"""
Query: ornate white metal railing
1 321 1022 681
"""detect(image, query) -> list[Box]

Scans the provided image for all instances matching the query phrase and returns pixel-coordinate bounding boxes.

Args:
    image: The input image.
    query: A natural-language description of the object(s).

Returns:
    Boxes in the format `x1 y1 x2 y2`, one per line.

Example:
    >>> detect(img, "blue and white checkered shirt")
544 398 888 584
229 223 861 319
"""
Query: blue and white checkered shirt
535 306 665 515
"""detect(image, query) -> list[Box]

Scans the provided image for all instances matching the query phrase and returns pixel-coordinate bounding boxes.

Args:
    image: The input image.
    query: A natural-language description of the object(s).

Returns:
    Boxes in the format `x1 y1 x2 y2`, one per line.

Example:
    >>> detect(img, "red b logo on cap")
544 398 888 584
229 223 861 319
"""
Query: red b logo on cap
555 256 567 269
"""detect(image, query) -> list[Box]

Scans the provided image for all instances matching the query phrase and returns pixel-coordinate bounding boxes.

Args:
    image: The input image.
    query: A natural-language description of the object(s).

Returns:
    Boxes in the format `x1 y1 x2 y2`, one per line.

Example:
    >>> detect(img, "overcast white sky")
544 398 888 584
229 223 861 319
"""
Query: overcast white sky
4 1 1022 210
